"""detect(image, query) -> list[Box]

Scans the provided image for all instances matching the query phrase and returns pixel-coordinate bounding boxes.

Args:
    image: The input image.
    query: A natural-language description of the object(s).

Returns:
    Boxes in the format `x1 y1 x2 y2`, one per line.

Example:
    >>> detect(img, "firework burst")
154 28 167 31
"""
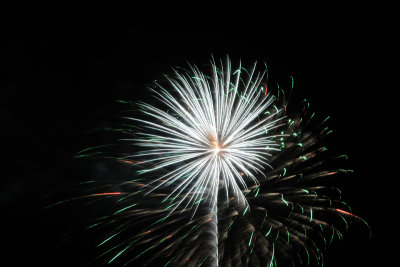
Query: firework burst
69 57 369 266
129 59 284 215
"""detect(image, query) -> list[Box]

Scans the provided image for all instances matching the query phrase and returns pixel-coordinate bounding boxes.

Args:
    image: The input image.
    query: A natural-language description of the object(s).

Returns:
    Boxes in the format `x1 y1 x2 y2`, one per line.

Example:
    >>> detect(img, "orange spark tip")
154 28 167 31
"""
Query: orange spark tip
336 208 357 217
92 192 122 196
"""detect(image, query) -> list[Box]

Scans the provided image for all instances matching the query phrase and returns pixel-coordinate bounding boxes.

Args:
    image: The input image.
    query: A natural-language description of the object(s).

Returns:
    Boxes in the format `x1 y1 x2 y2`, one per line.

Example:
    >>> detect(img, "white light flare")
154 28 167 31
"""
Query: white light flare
212 142 221 154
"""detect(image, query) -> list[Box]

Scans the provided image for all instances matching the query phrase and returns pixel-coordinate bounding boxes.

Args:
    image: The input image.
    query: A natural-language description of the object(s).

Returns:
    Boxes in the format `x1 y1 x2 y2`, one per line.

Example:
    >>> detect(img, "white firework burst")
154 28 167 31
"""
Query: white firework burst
128 58 284 214
68 57 370 267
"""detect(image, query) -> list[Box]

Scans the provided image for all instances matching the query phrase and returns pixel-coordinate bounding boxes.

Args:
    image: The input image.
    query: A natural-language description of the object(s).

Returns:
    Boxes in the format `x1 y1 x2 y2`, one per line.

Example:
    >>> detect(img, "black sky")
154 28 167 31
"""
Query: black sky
1 15 389 266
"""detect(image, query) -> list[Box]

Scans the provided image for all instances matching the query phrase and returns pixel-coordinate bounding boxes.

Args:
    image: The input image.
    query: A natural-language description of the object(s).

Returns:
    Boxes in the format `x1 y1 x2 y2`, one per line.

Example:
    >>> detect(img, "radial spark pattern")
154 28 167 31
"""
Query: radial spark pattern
130 61 283 213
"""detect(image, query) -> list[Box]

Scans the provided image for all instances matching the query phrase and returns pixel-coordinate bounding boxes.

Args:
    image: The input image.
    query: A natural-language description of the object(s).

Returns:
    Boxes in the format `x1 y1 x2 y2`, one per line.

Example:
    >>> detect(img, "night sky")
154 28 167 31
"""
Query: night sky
1 16 388 266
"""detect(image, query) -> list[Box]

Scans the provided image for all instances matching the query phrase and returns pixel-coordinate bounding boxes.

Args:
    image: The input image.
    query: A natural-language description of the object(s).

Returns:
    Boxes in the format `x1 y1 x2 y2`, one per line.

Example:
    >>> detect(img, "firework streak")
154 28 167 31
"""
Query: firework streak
72 58 370 266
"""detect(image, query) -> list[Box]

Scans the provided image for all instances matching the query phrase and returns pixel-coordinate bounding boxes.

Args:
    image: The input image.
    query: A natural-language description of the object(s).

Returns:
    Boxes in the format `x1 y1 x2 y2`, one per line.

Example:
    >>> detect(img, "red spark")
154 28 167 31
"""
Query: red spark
92 192 122 196
336 209 358 218
264 84 268 96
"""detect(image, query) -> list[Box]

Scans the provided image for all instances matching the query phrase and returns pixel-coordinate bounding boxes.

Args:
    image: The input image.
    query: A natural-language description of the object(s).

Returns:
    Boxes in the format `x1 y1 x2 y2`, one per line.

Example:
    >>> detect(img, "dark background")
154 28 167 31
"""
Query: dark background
1 14 390 266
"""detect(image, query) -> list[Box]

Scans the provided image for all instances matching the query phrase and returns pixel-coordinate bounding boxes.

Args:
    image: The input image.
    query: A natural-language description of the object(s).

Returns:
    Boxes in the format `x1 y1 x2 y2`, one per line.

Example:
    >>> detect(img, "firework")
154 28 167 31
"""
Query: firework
71 57 369 266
